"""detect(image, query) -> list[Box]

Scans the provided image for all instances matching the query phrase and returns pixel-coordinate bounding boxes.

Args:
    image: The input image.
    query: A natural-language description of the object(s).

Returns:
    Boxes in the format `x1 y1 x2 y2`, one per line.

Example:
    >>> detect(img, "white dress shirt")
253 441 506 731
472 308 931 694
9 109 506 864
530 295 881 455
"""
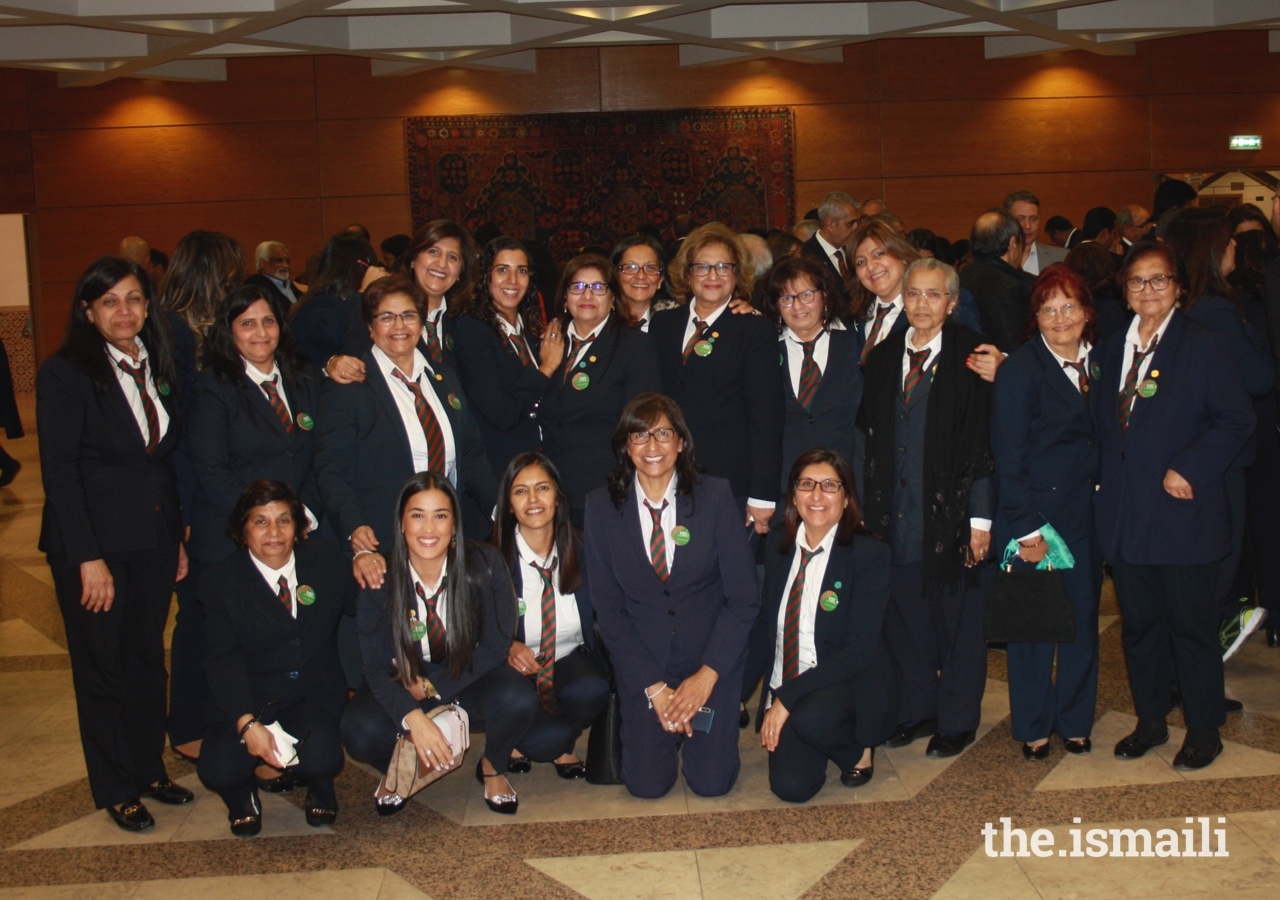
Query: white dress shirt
814 231 844 273
106 337 171 445
635 473 679 577
249 550 299 619
1022 243 1041 276
565 315 610 368
862 296 903 348
1043 335 1093 395
515 529 584 662
781 326 835 396
410 562 449 663
372 345 458 482
497 313 536 361
242 358 291 417
769 523 837 691
1120 306 1175 388
270 275 298 304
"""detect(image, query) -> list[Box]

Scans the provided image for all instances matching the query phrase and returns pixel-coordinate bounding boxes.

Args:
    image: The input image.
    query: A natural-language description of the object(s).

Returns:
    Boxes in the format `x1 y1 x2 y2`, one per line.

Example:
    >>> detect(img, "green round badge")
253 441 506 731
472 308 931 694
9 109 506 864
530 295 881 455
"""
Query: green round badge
517 598 527 617
694 340 713 357
410 621 427 642
1090 363 1102 381
1138 379 1158 399
157 380 171 396
672 525 691 546
819 590 839 612
572 372 590 391
297 585 316 606
833 581 843 590
296 412 314 431
448 392 462 410
445 334 455 351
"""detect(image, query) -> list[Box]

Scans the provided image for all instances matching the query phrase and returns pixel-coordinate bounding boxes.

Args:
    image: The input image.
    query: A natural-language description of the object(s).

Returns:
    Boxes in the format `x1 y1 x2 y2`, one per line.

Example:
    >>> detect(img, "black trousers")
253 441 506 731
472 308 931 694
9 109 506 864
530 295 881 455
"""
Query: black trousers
1112 557 1225 731
516 646 610 762
166 557 207 747
50 544 179 808
768 683 863 804
198 696 344 814
342 664 538 774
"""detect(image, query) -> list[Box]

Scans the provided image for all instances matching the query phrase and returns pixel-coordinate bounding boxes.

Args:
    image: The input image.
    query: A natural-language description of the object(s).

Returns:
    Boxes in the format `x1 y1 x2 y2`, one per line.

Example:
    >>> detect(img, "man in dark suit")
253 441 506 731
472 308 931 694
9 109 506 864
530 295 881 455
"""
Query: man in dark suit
1080 207 1126 269
1118 204 1153 251
960 209 1035 353
245 241 301 309
1004 190 1068 275
801 191 861 298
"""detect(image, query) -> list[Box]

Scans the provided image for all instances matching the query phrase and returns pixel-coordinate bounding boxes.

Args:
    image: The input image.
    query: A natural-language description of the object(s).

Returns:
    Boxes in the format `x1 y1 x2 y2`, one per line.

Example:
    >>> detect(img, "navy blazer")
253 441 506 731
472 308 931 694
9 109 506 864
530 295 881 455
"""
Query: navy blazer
504 536 600 658
450 312 549 479
313 349 498 547
37 353 183 563
651 306 785 503
744 530 898 746
779 327 862 498
357 541 514 726
991 337 1099 549
245 273 298 312
540 319 662 513
1093 312 1255 565
583 476 759 697
290 293 358 371
201 538 357 725
187 365 323 564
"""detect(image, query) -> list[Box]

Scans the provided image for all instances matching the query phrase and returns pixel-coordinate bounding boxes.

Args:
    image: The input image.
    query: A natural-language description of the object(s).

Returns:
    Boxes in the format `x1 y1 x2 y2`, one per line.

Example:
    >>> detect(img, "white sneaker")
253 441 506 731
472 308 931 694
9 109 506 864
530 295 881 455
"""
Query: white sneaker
1222 606 1268 662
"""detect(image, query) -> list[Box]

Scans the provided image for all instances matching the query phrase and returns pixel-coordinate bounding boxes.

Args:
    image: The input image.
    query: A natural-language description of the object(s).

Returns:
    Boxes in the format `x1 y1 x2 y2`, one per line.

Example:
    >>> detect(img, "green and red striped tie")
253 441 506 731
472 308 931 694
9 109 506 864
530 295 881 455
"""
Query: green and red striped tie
117 357 160 453
782 546 823 682
1119 339 1157 433
1063 359 1089 398
860 303 892 365
681 317 710 364
902 348 931 403
563 334 592 381
645 500 669 581
508 333 535 368
261 375 294 432
414 581 448 662
393 369 447 475
276 575 292 612
796 338 821 411
423 316 444 364
529 560 561 713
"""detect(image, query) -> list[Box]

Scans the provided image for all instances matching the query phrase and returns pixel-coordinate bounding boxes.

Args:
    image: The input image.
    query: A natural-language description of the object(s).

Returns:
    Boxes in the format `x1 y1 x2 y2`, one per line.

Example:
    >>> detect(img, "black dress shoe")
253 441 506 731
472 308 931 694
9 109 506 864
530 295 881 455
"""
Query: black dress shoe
476 759 518 815
1173 739 1224 770
506 755 532 774
374 795 406 817
1063 737 1092 754
1022 741 1051 761
840 749 874 788
143 779 194 805
0 457 20 488
1225 698 1244 713
228 789 261 836
107 801 154 832
253 770 298 793
739 703 751 729
1114 727 1169 759
553 759 587 779
926 731 975 758
885 718 938 748
304 788 338 827
1267 626 1279 648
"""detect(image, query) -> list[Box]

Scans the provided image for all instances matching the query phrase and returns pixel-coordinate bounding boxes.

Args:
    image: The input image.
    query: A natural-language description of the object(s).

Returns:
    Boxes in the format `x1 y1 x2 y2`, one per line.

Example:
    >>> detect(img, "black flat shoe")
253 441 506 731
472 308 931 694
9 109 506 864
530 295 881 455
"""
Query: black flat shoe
304 789 337 827
507 755 532 775
926 731 975 758
739 703 750 729
1063 737 1092 754
107 801 154 832
885 718 938 748
0 458 20 488
143 779 194 805
476 759 518 815
1225 698 1244 713
1022 741 1051 761
1173 739 1224 770
1267 626 1279 648
1114 728 1169 759
253 770 298 793
553 759 587 780
228 789 261 836
840 749 874 788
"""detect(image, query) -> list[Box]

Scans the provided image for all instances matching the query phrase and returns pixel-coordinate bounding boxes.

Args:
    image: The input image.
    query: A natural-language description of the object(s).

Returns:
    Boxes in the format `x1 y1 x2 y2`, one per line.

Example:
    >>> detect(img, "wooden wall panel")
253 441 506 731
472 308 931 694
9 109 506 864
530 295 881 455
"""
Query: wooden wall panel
35 281 75 365
880 96 1149 178
321 195 413 249
1145 32 1280 96
0 69 29 131
793 104 881 181
1151 94 1280 171
0 132 34 213
31 124 321 208
319 118 408 198
24 58 318 130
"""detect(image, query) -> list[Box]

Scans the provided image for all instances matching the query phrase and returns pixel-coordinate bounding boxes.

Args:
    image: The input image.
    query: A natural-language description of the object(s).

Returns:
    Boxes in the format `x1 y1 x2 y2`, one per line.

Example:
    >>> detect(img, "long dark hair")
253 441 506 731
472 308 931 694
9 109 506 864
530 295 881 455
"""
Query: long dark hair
300 233 377 302
779 448 861 555
160 230 245 341
387 472 479 684
492 452 581 595
470 237 544 341
607 392 700 508
203 283 309 384
59 256 177 392
407 219 478 311
1163 207 1234 310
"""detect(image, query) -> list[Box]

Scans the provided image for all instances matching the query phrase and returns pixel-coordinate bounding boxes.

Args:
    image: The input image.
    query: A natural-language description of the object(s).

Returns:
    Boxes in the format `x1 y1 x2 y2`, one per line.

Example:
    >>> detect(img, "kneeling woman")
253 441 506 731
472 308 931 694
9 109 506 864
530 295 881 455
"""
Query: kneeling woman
494 452 610 777
198 480 357 835
585 393 759 799
341 472 537 815
746 449 898 802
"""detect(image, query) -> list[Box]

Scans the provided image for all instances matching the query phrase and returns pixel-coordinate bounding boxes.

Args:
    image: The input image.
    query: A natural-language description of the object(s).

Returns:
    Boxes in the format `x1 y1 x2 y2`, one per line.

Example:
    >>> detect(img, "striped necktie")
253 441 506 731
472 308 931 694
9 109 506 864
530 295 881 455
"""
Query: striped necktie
508 332 535 368
782 546 823 682
260 375 294 432
860 303 892 365
834 248 850 280
902 347 931 403
1119 338 1157 433
392 369 446 475
423 315 444 364
414 581 448 662
117 357 160 453
1063 359 1089 398
563 333 588 381
276 575 292 613
796 337 822 411
529 559 561 713
681 317 710 364
645 500 670 581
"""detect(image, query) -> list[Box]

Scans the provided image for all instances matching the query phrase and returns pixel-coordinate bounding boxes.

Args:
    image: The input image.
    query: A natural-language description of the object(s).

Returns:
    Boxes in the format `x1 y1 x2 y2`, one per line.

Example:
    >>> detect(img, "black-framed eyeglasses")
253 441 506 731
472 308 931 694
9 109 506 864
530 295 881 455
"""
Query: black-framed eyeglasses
618 263 662 276
778 289 822 308
795 478 843 494
568 282 609 296
689 262 737 277
374 311 422 326
1125 274 1173 294
628 427 676 445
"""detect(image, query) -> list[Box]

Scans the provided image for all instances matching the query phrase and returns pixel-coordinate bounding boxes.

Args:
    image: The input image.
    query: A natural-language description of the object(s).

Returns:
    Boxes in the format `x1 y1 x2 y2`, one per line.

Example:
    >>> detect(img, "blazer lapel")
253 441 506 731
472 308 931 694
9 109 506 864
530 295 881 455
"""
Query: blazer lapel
1032 337 1087 411
364 350 417 462
812 542 851 650
622 487 665 586
240 551 296 629
239 376 292 438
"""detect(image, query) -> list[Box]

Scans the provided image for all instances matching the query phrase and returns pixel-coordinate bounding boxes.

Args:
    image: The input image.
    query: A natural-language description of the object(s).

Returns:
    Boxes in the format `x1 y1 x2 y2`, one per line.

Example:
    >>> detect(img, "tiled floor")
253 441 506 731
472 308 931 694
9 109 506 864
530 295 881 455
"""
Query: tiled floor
2 392 1279 899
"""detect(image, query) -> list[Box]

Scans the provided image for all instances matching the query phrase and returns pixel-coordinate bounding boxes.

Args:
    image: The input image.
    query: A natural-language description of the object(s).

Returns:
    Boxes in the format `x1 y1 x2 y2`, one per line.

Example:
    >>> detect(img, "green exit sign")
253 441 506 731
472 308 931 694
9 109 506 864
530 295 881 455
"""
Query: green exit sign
1229 135 1263 150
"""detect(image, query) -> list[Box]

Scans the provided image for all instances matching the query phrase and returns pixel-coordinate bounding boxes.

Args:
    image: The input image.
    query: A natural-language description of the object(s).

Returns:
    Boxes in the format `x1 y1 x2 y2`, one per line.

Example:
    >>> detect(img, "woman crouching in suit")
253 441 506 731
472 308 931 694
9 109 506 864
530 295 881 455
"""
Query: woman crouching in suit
493 451 610 779
745 448 897 802
197 480 356 835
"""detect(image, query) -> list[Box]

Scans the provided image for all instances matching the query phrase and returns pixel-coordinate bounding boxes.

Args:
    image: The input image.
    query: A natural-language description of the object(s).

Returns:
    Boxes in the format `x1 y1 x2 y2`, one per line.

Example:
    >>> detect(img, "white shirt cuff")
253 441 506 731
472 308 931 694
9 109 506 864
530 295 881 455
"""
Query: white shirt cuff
747 498 776 511
1016 529 1042 543
970 518 992 532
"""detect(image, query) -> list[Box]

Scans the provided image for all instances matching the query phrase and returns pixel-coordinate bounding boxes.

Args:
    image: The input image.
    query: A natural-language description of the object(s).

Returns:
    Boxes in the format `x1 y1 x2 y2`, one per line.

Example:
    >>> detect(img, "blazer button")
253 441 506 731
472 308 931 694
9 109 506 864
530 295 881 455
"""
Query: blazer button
291 638 301 646
806 416 815 425
663 589 671 597
289 671 299 680
668 610 676 616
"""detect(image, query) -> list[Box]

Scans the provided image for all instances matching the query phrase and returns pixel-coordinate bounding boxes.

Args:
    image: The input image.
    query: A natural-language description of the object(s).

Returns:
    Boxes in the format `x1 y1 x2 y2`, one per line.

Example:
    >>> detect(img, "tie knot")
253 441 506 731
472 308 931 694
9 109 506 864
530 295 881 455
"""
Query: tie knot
394 369 420 391
118 357 145 377
530 558 558 582
908 348 931 365
277 575 288 590
645 499 668 521
800 337 818 357
799 545 824 566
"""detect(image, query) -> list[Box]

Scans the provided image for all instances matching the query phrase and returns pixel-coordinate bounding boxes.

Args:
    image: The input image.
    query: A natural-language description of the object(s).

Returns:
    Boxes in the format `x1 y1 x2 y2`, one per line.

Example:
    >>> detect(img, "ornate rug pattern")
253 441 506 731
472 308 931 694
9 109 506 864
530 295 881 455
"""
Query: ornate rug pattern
407 107 795 259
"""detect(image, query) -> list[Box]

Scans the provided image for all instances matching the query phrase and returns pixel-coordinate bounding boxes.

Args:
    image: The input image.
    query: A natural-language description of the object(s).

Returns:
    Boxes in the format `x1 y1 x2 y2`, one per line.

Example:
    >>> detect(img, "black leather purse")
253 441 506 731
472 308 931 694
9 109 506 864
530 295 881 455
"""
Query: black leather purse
985 563 1076 644
584 622 624 785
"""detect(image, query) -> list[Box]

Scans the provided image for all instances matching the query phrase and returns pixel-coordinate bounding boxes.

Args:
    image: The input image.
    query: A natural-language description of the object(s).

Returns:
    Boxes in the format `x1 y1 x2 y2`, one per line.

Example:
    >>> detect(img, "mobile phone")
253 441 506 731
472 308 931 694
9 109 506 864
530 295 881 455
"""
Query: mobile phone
690 706 715 734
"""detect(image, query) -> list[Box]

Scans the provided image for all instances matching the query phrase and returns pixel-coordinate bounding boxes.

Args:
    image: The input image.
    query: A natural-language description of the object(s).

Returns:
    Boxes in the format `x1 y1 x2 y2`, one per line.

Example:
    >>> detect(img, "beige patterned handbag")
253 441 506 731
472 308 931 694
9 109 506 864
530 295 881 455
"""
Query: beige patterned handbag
374 704 470 806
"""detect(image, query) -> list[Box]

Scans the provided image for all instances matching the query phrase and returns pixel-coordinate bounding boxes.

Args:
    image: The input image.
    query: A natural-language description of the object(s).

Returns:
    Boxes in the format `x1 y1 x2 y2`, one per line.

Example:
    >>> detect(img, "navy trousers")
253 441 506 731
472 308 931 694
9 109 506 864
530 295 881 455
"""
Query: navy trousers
767 683 863 803
516 646 610 762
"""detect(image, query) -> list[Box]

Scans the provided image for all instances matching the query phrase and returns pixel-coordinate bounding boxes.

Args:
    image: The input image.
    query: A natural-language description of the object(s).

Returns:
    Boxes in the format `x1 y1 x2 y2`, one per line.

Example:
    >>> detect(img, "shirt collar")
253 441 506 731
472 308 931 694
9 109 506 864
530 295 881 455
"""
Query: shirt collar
1040 333 1092 367
635 470 678 511
903 326 944 360
248 549 296 591
781 326 829 345
797 522 839 555
497 314 524 338
411 559 448 599
1124 306 1176 353
242 357 282 385
688 301 728 328
105 336 148 367
515 528 557 570
427 298 448 323
815 232 840 257
569 314 610 343
372 343 430 383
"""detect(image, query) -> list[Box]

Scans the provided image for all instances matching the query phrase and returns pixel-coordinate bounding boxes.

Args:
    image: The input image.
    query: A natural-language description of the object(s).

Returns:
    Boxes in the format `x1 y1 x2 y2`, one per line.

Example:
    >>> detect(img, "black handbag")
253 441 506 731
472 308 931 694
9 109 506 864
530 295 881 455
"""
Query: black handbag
985 565 1077 644
585 621 624 785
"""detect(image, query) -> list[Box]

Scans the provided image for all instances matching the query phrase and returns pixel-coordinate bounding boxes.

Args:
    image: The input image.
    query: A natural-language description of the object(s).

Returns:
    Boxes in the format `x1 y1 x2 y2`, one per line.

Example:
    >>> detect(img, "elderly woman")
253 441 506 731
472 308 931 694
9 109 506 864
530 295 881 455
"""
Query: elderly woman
584 393 759 798
197 480 356 835
540 253 661 522
611 234 675 331
744 449 897 802
1096 243 1253 770
650 223 784 536
37 256 192 831
992 264 1103 759
859 258 994 759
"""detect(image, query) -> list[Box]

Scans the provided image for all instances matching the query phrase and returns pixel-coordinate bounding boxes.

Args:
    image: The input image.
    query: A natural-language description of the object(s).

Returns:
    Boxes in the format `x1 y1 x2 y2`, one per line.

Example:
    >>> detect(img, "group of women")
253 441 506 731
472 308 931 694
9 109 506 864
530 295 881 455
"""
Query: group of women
36 204 1263 835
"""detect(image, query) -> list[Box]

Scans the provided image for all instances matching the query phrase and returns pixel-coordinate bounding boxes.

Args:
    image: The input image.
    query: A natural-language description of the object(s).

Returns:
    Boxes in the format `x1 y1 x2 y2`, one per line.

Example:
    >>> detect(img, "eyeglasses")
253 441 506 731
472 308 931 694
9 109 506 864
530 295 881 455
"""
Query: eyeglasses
618 263 662 276
1125 274 1173 293
905 288 952 302
1037 303 1081 320
795 478 843 494
568 281 609 296
628 427 676 445
777 289 822 308
374 311 422 326
689 262 737 277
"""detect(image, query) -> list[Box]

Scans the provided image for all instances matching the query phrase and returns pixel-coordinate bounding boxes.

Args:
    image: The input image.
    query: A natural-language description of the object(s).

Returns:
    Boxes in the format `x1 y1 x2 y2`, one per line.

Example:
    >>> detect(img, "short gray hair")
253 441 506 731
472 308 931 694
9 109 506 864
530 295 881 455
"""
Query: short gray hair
254 241 286 266
818 191 859 225
903 257 959 301
739 234 773 278
793 219 820 242
1003 190 1040 210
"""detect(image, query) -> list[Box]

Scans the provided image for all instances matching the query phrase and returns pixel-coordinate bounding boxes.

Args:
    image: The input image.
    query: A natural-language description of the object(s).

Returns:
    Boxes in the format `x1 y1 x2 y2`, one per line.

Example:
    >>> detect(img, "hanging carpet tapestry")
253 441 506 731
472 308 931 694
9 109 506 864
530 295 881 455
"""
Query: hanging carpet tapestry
407 107 795 261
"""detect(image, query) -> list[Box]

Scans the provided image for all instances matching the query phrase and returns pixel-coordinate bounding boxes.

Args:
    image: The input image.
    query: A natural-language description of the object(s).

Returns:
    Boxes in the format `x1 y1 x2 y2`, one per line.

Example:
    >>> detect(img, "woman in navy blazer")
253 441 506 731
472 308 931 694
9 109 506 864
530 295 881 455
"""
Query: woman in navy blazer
37 256 193 831
541 254 662 523
584 393 759 799
493 451 609 778
744 449 897 803
451 237 565 479
1095 243 1254 771
197 480 357 835
991 264 1103 760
